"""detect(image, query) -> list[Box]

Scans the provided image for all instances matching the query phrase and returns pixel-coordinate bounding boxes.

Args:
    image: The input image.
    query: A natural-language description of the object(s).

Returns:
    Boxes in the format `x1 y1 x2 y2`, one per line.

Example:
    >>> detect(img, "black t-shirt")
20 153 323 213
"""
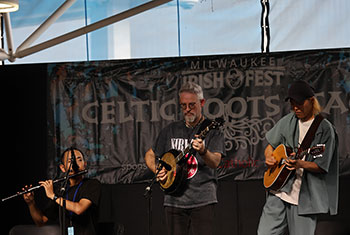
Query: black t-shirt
153 119 226 208
44 178 101 235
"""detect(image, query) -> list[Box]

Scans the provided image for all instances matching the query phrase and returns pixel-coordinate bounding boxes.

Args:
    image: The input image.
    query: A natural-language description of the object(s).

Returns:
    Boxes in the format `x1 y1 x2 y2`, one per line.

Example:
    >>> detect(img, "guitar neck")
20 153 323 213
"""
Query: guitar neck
295 148 308 160
197 126 210 139
175 124 214 163
175 145 191 163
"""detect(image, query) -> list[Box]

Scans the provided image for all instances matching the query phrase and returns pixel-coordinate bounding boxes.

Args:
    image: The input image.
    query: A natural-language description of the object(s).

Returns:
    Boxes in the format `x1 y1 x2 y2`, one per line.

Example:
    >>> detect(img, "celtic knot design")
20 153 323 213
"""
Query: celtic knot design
223 116 276 151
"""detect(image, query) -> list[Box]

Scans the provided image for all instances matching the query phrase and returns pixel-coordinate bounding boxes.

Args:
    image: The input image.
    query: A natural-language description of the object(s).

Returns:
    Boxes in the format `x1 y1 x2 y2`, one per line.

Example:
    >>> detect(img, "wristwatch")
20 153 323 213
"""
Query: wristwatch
52 195 58 201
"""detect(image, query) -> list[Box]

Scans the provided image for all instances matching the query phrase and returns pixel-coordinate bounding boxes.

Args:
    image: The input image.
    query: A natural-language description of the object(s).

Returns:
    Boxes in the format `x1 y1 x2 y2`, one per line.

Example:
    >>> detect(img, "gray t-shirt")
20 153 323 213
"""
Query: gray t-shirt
152 119 225 208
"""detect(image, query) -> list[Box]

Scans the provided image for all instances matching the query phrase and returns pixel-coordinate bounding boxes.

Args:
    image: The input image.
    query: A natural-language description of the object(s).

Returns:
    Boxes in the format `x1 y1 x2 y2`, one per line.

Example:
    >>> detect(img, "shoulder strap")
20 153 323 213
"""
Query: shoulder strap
298 114 324 153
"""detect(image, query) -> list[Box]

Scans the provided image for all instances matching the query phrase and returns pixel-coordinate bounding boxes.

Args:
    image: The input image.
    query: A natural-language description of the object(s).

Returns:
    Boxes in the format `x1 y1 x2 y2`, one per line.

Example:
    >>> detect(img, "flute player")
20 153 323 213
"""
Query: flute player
22 148 101 235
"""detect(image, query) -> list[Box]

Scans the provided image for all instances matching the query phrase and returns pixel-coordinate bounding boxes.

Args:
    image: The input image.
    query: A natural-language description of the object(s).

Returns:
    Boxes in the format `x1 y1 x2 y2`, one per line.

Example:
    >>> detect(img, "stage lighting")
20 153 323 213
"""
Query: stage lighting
0 0 19 13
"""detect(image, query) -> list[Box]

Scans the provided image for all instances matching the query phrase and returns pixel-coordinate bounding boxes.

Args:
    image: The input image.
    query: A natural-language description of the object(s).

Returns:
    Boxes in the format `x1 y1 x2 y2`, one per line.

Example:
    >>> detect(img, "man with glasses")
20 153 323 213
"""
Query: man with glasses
144 82 225 235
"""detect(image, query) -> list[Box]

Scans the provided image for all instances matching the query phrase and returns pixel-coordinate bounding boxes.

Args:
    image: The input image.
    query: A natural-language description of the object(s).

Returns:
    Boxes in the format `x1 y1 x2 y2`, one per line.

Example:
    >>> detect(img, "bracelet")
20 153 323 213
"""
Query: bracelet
200 147 208 156
52 195 58 201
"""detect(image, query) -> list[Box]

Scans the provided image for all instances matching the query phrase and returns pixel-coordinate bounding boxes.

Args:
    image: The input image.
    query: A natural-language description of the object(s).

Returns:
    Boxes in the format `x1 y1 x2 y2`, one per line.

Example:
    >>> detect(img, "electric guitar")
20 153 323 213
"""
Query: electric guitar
159 118 224 195
263 144 325 191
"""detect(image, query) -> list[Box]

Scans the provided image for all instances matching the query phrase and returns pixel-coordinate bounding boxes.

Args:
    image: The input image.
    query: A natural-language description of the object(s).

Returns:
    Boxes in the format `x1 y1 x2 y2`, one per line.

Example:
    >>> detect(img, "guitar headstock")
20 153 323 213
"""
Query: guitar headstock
197 118 225 140
213 117 224 128
309 144 325 156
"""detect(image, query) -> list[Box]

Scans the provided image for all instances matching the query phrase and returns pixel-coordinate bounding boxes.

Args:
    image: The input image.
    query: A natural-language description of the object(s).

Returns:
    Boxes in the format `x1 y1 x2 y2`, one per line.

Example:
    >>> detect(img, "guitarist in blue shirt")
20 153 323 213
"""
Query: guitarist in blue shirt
258 80 339 235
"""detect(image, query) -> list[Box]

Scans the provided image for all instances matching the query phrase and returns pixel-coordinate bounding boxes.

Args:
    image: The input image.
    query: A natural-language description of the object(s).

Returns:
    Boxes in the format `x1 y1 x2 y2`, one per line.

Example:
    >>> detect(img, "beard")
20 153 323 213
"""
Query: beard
184 113 196 123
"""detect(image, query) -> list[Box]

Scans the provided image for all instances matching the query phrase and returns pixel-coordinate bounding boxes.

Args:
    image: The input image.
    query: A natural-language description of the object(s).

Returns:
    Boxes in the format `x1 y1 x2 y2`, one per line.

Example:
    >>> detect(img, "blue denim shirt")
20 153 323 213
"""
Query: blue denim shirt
266 112 339 215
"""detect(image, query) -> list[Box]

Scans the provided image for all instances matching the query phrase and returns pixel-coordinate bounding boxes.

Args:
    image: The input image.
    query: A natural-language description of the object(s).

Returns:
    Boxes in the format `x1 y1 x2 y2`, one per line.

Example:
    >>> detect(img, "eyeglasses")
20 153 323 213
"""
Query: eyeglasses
179 102 197 110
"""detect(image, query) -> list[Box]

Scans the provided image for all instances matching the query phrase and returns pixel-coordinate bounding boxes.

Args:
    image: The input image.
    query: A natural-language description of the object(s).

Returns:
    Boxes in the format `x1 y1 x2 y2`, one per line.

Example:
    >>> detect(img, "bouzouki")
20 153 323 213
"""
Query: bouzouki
158 118 223 195
263 144 325 191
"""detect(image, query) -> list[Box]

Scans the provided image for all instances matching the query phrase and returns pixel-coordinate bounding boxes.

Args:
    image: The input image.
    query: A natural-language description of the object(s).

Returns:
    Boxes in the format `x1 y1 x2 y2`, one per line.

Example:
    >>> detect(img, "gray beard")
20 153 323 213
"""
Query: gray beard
185 115 196 123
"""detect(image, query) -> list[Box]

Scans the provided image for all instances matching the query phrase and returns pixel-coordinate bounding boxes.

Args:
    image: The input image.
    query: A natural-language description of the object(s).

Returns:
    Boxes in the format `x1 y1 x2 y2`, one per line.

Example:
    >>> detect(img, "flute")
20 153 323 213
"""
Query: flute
1 170 88 202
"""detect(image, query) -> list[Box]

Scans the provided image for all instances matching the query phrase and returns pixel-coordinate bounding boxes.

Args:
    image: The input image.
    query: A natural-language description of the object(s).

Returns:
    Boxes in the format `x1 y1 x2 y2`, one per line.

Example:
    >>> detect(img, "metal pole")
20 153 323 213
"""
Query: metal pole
16 0 77 52
15 0 172 59
0 13 7 62
3 12 15 61
260 0 270 53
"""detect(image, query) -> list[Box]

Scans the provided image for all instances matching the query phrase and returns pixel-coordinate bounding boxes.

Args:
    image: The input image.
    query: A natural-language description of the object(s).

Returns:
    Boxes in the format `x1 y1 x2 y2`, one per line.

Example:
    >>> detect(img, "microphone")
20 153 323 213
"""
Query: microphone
70 147 80 173
158 159 172 171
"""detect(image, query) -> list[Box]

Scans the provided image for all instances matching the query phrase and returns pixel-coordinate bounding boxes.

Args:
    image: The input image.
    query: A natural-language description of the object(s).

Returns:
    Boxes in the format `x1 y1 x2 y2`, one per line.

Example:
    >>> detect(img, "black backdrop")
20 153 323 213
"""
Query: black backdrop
45 48 350 184
1 48 350 235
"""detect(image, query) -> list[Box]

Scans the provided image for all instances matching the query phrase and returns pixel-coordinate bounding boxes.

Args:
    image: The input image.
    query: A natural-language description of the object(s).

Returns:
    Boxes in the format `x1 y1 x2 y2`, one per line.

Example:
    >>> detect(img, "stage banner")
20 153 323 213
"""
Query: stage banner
46 48 350 184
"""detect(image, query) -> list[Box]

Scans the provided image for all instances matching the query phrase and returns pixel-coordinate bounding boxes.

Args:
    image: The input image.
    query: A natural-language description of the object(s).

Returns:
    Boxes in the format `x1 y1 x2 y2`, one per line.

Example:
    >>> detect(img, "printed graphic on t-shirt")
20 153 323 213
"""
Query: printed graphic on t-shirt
186 153 198 179
171 138 191 150
171 138 199 179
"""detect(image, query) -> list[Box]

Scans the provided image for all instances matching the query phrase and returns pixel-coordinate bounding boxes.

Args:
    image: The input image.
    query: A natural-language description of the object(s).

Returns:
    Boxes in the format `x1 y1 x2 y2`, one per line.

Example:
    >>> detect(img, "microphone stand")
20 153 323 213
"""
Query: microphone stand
58 149 74 235
144 159 168 235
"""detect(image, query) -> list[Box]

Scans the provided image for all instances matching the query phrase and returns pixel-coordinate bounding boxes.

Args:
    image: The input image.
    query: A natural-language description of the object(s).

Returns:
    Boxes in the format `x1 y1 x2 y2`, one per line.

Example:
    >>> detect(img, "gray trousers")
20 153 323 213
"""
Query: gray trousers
257 192 317 235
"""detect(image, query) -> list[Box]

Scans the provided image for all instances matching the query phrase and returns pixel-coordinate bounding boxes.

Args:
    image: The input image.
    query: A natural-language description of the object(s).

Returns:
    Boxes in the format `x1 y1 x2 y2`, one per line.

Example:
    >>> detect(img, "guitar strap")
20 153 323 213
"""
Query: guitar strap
297 114 324 154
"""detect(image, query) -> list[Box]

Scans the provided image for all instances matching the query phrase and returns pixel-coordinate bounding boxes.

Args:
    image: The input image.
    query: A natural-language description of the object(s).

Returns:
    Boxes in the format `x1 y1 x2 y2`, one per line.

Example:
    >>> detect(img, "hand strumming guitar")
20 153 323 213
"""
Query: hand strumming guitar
264 144 277 167
157 167 168 183
285 153 300 170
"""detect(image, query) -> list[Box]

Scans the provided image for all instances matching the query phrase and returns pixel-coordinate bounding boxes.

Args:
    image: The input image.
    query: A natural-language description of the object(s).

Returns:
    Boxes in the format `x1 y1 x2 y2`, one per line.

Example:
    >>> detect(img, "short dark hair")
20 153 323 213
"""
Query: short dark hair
60 147 85 164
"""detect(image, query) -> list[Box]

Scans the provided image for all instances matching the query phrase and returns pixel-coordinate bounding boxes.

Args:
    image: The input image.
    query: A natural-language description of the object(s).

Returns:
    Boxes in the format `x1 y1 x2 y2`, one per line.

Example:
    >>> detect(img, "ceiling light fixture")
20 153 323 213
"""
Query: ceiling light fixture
0 0 19 13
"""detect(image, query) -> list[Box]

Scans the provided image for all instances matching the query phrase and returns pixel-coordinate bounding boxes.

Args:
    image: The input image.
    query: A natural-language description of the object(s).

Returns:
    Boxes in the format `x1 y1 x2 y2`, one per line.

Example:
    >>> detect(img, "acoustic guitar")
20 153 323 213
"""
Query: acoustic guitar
159 118 223 195
263 144 325 191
